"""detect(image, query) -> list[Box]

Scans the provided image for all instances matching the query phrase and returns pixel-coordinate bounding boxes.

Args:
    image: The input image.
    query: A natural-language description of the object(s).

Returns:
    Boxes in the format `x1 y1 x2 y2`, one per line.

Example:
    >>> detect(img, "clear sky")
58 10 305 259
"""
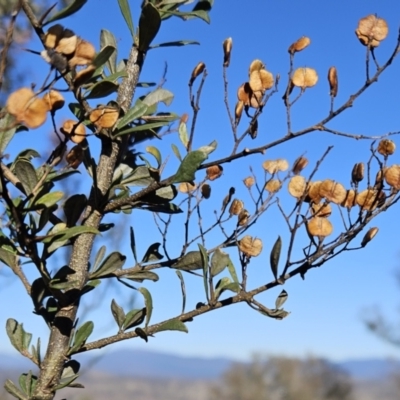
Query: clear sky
1 0 400 364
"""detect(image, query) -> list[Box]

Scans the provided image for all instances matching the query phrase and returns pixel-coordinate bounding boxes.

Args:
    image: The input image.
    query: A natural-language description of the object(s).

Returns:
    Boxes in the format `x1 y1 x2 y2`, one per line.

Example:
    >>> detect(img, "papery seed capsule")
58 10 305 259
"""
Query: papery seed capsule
206 165 223 181
201 183 211 199
377 139 396 157
249 119 258 139
328 66 338 97
235 101 244 126
238 235 263 257
238 209 249 226
229 199 244 215
361 227 378 247
243 176 255 188
61 120 86 144
292 156 308 175
351 162 364 184
223 37 233 67
189 62 205 86
288 36 311 54
43 90 65 112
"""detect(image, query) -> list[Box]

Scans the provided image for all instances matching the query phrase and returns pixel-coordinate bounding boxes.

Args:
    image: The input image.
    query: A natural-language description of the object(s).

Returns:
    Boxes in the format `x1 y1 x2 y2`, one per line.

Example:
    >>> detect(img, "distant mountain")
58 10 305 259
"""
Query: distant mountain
1 349 399 381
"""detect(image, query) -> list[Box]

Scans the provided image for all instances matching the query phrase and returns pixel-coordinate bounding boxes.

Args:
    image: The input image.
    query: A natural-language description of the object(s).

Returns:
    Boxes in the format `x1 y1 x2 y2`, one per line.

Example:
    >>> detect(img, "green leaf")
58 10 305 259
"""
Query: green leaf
150 40 200 49
172 251 203 271
68 321 94 354
117 0 135 38
43 225 99 244
275 289 288 309
14 160 38 195
198 244 209 302
270 236 282 281
92 45 116 70
130 227 138 263
85 80 119 99
81 279 101 296
171 143 182 161
100 30 118 74
162 9 210 23
139 202 183 214
0 113 17 154
139 287 153 329
124 271 159 283
123 308 146 331
19 371 37 397
115 121 169 137
4 379 27 400
6 319 32 354
63 194 87 227
33 191 63 208
210 248 230 277
139 3 161 52
146 146 162 168
175 270 186 314
154 319 188 333
173 141 217 183
142 243 163 263
53 373 80 391
115 100 148 130
44 0 88 25
90 251 126 279
178 121 189 148
111 299 125 329
227 257 239 284
0 247 17 268
143 88 174 107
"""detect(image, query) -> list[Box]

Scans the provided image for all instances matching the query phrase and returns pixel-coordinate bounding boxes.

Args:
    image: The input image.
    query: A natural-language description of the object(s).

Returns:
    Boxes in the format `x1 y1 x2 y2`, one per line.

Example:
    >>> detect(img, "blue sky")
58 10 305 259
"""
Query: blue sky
1 0 400 364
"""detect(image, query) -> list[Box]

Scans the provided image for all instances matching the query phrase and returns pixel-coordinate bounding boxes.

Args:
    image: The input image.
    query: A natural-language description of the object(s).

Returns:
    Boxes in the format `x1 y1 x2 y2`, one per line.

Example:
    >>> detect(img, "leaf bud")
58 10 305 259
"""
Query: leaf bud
189 62 205 86
235 101 244 126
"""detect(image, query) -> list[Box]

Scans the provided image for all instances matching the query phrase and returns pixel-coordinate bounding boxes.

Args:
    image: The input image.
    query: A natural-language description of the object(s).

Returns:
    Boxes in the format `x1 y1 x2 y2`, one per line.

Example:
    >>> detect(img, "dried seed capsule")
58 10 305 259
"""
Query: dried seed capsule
235 101 244 126
351 162 364 184
189 62 205 86
201 183 211 199
238 235 263 257
288 36 311 54
222 37 232 67
238 209 249 226
43 90 65 112
361 227 378 247
328 66 338 97
243 176 255 188
65 145 84 169
206 165 223 181
61 120 86 144
377 139 396 156
292 156 308 175
229 199 244 216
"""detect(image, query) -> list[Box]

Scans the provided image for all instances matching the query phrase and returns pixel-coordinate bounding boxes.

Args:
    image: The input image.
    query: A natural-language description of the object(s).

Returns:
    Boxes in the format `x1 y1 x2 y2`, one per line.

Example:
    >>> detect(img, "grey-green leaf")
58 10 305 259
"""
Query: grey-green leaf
117 0 135 38
139 2 161 52
143 88 174 108
90 251 126 279
275 289 288 309
142 243 163 263
115 100 148 130
124 271 159 283
111 299 125 329
92 45 116 69
153 319 188 333
0 113 17 154
210 248 230 277
198 244 209 302
44 0 88 25
123 308 146 331
34 191 64 208
130 226 138 263
171 143 182 161
63 194 87 227
175 270 186 314
150 40 200 49
69 321 94 354
100 30 117 74
270 236 282 281
172 251 203 271
139 287 153 328
173 141 217 183
14 160 38 195
4 379 27 400
179 121 189 148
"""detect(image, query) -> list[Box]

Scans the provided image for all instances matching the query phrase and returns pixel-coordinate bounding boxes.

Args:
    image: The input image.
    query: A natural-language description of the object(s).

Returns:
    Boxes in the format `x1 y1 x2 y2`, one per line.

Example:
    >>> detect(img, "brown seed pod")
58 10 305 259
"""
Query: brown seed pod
351 162 365 184
311 202 332 218
259 69 274 90
223 37 233 67
361 227 379 247
229 199 244 216
374 168 386 187
318 179 346 204
262 160 278 174
384 165 400 190
43 90 65 112
307 217 333 237
178 182 196 193
276 159 289 172
328 66 338 97
249 90 263 109
249 119 258 139
65 145 84 169
265 179 282 193
308 181 322 204
248 59 264 75
235 101 244 126
189 62 205 86
292 156 308 175
238 235 263 257
355 15 388 47
356 188 385 211
238 209 250 226
377 139 396 157
6 87 35 116
237 82 253 106
288 36 311 54
249 70 263 93
44 24 65 48
180 113 189 124
61 120 86 144
341 189 356 209
243 176 255 188
288 176 307 198
69 39 96 67
201 183 211 199
56 33 78 55
89 107 119 129
206 165 223 181
292 67 318 88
